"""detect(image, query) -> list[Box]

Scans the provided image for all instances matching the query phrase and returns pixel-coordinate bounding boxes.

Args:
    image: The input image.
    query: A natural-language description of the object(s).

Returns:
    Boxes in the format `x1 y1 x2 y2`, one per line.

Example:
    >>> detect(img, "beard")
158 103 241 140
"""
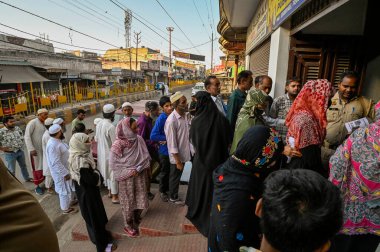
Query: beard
59 133 65 140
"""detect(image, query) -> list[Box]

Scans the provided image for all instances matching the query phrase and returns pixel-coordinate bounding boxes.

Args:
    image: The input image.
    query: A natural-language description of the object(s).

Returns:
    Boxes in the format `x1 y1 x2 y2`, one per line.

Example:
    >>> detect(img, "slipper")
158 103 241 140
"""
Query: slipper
62 208 78 215
26 178 34 182
112 200 120 204
123 227 138 238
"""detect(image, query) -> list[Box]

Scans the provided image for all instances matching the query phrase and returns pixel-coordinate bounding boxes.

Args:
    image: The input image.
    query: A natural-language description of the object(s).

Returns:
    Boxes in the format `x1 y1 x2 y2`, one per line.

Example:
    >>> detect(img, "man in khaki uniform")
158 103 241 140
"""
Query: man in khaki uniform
322 71 375 167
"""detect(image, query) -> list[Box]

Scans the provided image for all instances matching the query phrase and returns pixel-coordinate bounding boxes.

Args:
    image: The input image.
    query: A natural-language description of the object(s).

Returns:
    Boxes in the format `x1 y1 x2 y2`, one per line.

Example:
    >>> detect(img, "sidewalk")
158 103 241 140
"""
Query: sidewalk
60 185 207 252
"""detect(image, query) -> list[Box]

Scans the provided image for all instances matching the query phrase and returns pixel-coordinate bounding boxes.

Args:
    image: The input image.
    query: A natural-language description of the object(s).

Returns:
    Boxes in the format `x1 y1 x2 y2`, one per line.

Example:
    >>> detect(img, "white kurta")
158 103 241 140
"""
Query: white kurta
46 138 73 195
42 130 51 176
24 118 46 171
95 118 116 188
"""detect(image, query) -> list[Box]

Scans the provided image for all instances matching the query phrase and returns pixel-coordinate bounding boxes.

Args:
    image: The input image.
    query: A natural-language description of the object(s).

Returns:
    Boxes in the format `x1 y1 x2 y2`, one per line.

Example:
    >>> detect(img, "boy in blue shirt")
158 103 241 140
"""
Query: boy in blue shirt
150 96 173 202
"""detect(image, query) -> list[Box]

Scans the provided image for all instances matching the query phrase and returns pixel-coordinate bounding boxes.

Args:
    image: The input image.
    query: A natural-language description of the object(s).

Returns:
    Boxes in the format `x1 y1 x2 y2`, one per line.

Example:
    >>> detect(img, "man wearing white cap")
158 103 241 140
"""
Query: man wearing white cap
53 118 66 133
24 108 49 195
96 104 119 203
164 91 190 205
46 124 77 214
42 118 55 194
122 102 133 118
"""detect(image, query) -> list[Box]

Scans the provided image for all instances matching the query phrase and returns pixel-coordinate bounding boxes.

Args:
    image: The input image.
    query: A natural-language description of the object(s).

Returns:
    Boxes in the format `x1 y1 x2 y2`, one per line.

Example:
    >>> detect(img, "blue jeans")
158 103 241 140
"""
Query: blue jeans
4 150 31 181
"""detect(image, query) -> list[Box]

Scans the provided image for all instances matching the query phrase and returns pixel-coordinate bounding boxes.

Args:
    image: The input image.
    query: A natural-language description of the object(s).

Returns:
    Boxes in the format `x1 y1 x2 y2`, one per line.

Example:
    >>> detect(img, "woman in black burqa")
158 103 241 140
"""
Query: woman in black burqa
185 91 232 237
208 126 284 252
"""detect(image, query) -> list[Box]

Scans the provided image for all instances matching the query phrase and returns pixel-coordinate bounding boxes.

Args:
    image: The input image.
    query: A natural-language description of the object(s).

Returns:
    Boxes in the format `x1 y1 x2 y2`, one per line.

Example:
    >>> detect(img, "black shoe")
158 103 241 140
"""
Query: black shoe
147 192 155 201
160 193 168 202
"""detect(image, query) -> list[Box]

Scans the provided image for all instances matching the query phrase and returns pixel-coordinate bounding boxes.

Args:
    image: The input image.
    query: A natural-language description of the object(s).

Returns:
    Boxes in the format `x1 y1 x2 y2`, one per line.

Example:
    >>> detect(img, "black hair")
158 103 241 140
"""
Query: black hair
340 70 360 85
261 169 343 252
204 75 217 89
259 75 273 85
159 96 171 108
3 116 14 124
254 75 262 85
286 77 301 86
145 101 159 112
72 123 86 134
129 117 136 124
49 132 60 138
103 111 115 119
45 124 52 130
77 109 86 115
237 70 253 84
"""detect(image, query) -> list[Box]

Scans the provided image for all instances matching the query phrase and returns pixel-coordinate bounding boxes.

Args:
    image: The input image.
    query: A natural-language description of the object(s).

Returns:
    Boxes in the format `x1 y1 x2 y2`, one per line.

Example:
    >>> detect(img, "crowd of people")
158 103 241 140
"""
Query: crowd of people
0 69 379 252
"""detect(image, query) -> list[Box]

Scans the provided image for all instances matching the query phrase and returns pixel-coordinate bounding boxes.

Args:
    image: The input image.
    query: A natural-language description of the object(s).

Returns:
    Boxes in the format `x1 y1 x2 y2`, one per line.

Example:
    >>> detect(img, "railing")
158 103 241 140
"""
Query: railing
0 79 197 117
0 81 155 117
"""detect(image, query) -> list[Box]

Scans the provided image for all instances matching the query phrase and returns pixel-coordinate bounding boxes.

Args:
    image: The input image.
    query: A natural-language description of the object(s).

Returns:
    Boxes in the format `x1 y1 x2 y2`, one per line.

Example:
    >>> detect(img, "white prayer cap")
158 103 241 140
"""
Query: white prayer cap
170 91 184 104
37 108 48 115
103 104 115 113
94 118 102 125
53 118 64 125
122 102 132 108
48 124 61 134
44 118 54 126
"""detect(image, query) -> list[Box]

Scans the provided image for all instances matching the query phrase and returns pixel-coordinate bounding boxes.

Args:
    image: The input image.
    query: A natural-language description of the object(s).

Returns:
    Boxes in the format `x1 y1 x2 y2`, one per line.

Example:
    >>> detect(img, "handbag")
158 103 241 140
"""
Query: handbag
30 153 45 185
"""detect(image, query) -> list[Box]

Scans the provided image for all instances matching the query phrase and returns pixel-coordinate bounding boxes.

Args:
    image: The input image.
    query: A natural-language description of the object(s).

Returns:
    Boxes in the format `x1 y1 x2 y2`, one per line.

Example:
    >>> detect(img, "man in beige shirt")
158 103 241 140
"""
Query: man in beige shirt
322 71 375 167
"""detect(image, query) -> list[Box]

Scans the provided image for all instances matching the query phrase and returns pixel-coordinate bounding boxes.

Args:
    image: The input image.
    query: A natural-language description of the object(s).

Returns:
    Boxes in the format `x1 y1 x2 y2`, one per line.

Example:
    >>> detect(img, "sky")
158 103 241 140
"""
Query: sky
0 0 223 68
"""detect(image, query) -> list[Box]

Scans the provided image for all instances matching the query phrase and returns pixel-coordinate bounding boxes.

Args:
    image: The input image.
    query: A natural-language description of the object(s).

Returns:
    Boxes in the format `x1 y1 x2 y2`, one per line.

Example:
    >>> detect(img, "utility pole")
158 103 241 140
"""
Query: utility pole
134 31 141 78
211 32 214 73
167 27 174 85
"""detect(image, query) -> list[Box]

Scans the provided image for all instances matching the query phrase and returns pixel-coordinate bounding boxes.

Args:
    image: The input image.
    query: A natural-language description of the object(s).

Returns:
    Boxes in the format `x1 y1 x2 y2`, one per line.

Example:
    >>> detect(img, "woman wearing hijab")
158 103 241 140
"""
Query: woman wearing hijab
329 101 380 252
109 117 151 238
208 125 284 252
69 132 115 252
185 91 232 237
285 79 332 177
230 89 268 154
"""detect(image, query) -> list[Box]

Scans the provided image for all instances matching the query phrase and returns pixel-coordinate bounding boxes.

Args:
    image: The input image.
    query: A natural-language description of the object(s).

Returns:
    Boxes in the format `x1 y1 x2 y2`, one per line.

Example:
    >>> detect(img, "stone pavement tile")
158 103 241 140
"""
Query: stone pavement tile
139 185 188 237
61 234 207 252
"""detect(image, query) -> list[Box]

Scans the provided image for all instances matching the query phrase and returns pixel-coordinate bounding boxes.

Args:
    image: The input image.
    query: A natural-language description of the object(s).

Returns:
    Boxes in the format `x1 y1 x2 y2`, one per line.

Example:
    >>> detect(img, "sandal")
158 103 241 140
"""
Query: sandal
62 208 78 215
105 242 118 252
123 227 138 238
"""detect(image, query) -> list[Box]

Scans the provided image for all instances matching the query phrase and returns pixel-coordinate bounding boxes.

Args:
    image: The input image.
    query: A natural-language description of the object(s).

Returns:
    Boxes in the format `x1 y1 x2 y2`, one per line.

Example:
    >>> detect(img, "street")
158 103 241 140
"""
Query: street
5 87 194 249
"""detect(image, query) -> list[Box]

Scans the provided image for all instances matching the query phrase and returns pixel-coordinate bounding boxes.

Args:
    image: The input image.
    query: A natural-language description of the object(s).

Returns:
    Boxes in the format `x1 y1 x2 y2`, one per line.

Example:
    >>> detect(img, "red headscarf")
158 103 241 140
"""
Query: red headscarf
285 79 332 149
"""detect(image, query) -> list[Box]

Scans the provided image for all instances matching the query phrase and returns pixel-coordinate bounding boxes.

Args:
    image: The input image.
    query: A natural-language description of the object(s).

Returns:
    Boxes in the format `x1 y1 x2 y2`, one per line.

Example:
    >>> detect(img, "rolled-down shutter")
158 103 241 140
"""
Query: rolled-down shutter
249 39 271 80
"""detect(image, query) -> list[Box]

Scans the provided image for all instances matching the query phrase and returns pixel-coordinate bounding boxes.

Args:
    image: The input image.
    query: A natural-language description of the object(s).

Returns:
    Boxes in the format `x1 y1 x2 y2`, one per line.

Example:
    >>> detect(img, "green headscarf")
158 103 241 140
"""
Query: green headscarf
230 88 268 154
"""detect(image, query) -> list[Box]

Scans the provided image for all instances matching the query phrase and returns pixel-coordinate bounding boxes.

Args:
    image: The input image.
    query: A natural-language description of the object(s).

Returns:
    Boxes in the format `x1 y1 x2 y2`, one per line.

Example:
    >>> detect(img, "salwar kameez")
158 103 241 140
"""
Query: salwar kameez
118 169 149 230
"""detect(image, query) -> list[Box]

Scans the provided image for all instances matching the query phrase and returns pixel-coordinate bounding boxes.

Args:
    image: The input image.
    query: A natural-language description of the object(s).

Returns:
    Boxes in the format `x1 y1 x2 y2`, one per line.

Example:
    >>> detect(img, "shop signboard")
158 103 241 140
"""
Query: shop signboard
273 0 307 28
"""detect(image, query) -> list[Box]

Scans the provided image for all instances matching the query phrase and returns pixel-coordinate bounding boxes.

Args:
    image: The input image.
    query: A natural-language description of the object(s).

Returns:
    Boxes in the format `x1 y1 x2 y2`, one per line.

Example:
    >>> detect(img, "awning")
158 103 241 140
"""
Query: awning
0 65 51 83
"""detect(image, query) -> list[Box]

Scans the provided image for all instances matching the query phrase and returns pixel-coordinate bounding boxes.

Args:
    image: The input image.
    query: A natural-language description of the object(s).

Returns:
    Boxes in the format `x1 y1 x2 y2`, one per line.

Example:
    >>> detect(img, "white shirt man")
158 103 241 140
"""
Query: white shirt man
96 104 118 202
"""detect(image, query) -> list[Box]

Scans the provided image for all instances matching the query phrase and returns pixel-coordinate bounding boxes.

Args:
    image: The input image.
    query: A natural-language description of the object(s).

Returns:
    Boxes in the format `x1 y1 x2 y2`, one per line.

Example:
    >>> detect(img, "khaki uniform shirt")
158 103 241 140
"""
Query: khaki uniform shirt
326 92 375 147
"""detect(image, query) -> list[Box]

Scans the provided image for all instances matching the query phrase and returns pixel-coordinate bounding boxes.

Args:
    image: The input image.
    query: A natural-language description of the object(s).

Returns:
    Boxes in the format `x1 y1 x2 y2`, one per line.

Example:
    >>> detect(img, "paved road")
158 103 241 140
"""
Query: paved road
3 87 193 247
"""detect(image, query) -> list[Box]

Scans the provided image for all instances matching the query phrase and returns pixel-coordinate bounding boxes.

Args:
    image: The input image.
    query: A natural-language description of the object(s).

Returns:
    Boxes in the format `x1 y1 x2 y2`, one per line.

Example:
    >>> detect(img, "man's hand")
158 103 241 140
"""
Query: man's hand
0 147 12 152
176 162 184 171
64 174 71 181
85 129 94 135
30 150 38 156
159 141 167 145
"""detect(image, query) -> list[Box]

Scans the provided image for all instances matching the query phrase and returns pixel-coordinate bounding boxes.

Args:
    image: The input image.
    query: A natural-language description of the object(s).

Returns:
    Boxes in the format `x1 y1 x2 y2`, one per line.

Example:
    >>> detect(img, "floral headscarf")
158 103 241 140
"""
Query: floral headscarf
286 79 332 148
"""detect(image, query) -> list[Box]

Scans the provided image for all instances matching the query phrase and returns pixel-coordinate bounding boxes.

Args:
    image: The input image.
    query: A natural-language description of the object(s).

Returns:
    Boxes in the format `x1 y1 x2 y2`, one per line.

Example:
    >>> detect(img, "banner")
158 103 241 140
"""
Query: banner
175 60 196 70
273 0 307 28
173 51 205 62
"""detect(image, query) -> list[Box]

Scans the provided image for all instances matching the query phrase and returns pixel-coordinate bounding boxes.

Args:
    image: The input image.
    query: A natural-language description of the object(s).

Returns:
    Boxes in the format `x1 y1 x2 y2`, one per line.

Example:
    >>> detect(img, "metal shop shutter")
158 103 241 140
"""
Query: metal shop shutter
249 38 271 80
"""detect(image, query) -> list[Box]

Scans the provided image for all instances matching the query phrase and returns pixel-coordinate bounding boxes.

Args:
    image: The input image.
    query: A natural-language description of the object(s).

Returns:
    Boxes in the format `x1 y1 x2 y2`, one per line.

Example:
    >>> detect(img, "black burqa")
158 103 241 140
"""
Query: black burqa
208 126 284 252
74 168 113 252
186 91 232 237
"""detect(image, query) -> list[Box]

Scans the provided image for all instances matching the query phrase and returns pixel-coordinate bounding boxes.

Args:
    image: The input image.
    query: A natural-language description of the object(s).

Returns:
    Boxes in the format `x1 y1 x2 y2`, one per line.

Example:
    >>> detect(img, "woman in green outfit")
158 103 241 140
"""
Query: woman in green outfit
230 89 268 154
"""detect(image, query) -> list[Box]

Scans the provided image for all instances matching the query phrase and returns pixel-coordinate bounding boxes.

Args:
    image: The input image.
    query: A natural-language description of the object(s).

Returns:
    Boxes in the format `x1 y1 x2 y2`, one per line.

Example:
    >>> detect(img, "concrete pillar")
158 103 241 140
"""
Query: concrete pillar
268 27 290 98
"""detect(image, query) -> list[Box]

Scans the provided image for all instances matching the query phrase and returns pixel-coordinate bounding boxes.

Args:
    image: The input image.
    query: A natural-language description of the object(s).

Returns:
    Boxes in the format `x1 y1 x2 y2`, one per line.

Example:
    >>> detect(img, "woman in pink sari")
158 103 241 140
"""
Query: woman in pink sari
109 117 151 238
329 101 380 251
